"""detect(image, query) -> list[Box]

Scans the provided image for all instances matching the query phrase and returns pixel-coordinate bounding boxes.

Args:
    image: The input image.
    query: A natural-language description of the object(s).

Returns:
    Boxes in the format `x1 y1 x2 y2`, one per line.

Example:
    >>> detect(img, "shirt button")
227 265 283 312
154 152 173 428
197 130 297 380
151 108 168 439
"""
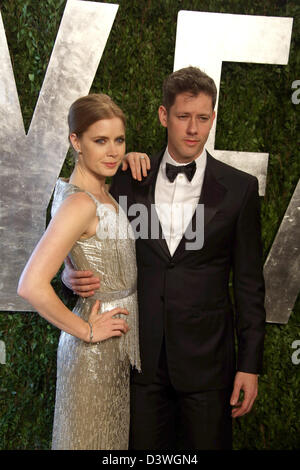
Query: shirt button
167 262 175 269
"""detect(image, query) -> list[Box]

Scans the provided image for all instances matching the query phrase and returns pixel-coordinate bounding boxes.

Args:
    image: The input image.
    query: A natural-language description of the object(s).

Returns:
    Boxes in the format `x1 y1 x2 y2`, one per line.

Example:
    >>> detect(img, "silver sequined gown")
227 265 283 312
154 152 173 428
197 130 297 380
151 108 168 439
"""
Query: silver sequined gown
50 178 140 450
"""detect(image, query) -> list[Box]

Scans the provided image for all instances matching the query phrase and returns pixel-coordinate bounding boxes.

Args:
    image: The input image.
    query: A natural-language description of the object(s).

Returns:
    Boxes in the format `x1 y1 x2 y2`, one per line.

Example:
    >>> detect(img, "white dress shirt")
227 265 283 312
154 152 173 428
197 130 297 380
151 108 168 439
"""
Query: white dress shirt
155 147 207 256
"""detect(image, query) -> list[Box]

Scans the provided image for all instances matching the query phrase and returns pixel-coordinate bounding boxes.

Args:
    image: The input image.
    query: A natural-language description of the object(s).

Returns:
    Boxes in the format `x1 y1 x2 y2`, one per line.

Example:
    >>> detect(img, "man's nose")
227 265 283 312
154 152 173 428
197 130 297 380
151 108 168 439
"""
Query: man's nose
186 117 197 134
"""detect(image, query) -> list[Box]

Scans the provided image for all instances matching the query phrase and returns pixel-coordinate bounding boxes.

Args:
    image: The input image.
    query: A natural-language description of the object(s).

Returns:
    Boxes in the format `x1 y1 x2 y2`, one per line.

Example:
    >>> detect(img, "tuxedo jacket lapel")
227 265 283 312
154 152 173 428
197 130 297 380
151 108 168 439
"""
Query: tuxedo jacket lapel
133 149 171 261
199 152 227 225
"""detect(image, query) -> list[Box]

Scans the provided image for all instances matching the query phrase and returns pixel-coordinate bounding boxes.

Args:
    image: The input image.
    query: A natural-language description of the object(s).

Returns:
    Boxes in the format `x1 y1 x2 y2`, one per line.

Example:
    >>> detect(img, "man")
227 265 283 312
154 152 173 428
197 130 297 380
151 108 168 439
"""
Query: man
63 67 266 449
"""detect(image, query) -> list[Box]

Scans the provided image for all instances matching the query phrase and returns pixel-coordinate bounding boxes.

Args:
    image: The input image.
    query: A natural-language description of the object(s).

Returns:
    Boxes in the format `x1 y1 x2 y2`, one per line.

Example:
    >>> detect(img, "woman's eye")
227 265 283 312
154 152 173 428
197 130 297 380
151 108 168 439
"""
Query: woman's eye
95 139 105 144
116 137 125 143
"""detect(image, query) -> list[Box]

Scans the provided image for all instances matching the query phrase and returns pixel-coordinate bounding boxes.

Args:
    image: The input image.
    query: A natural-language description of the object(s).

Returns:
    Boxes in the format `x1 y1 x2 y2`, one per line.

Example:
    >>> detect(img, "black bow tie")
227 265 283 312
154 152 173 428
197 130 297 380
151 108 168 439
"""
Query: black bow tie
165 160 196 183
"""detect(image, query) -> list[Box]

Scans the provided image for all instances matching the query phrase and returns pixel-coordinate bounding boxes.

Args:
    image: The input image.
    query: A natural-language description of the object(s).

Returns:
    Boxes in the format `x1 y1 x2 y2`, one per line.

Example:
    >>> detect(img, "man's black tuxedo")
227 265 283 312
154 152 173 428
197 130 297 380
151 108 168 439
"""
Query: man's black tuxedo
110 149 266 394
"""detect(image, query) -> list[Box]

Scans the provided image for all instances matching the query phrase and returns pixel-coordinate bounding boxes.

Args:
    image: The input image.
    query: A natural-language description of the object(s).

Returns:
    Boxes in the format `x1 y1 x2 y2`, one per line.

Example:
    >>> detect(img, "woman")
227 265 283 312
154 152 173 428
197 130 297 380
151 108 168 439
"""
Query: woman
18 93 141 450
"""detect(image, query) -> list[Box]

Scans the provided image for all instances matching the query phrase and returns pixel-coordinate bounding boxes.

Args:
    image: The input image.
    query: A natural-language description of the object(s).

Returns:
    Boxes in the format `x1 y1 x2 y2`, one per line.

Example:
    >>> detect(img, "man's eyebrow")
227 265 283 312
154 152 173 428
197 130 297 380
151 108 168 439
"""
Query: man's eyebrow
176 112 211 116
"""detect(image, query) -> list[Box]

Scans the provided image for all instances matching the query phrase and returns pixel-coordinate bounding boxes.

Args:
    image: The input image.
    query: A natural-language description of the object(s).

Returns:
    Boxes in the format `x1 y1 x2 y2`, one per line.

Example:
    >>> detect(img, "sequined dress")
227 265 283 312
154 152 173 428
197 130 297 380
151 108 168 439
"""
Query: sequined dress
50 178 140 450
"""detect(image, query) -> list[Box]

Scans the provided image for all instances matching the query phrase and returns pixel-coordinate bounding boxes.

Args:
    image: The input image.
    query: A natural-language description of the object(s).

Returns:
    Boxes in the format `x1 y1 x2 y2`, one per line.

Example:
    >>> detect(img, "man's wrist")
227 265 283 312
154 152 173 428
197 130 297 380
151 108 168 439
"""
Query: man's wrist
61 269 69 289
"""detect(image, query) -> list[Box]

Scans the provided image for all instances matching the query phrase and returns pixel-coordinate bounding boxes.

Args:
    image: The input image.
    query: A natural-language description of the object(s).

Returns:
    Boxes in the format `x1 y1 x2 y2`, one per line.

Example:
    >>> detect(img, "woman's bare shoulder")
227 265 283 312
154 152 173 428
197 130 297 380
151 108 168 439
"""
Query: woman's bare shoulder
62 191 96 210
53 191 97 225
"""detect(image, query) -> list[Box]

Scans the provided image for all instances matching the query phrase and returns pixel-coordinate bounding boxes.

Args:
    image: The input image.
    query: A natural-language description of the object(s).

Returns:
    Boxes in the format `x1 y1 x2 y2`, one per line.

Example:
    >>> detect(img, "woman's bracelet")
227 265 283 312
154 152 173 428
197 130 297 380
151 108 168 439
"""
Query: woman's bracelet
88 321 93 343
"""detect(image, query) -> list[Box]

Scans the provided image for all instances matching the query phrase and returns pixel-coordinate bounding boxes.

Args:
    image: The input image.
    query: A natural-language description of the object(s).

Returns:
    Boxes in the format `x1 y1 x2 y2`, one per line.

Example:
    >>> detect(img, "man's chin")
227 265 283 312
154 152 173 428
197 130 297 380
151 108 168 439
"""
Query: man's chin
169 145 203 163
181 146 204 160
182 151 202 162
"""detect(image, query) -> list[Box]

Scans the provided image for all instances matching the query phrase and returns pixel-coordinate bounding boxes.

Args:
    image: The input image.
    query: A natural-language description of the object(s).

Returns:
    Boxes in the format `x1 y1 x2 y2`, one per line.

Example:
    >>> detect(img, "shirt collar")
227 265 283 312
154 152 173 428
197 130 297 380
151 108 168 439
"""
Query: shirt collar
161 146 207 172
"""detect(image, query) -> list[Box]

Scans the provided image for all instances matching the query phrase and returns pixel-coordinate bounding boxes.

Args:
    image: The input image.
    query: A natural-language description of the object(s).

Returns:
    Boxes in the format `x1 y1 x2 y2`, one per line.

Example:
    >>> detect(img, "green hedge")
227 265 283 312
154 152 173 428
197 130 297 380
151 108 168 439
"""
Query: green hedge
0 0 299 450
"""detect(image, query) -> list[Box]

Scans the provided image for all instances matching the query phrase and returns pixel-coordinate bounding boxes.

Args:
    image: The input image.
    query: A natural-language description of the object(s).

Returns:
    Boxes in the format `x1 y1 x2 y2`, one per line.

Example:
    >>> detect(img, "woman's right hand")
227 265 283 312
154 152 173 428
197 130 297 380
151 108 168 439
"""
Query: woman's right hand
86 300 130 343
121 152 151 181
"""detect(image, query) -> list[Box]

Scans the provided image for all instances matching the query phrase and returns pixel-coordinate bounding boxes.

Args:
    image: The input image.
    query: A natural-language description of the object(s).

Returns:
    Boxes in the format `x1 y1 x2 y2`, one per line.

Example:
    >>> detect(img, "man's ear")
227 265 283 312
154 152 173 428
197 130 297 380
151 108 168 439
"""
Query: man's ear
207 110 216 132
158 105 168 128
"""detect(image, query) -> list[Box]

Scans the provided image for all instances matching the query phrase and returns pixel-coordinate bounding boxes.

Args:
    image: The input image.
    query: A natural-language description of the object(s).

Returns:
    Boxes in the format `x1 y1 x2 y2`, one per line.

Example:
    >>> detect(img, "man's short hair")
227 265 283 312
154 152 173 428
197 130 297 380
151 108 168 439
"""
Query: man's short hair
162 66 217 112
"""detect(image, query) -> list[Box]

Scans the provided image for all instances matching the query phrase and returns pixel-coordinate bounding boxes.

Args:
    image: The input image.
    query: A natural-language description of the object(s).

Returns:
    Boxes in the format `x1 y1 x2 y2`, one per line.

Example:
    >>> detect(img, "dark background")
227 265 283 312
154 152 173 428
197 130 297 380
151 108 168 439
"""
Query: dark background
0 0 299 449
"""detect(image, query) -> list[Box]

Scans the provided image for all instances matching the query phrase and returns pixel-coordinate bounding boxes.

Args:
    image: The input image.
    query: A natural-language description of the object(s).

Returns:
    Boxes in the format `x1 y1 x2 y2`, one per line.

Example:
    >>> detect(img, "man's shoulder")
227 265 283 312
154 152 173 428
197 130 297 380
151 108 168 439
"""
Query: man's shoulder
207 151 258 187
113 148 165 186
109 166 133 201
113 165 132 182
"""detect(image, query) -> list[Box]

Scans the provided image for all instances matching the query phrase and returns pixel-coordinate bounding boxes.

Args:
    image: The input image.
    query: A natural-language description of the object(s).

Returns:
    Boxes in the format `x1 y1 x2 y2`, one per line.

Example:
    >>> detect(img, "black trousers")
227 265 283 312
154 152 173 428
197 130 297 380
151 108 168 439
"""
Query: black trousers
129 338 233 450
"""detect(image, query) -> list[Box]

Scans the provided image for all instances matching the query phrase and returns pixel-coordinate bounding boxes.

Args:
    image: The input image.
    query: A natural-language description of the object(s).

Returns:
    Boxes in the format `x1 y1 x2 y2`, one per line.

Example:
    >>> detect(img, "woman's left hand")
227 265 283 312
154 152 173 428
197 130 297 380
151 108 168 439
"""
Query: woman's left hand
122 152 151 181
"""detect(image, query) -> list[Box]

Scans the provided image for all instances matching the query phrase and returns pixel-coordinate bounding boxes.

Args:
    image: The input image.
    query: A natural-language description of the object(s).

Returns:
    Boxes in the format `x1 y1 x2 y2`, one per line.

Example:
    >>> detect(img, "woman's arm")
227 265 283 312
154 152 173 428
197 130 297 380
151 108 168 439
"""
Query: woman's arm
18 192 129 342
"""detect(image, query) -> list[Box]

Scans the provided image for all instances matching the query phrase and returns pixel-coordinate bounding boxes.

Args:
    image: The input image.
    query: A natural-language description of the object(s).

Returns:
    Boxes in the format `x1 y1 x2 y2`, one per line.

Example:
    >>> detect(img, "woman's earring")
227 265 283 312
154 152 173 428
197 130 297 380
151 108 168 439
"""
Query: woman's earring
74 148 81 163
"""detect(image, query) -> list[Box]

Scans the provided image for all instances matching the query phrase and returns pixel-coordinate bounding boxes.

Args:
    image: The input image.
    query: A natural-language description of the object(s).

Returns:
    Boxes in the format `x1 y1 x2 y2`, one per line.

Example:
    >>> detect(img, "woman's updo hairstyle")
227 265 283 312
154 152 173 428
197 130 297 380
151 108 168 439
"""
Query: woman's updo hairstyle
68 93 126 138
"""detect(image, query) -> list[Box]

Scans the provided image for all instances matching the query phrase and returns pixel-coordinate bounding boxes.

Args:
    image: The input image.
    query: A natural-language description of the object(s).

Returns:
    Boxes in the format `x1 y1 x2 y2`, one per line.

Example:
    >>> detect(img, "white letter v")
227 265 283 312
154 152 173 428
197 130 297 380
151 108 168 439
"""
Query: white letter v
0 0 119 310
